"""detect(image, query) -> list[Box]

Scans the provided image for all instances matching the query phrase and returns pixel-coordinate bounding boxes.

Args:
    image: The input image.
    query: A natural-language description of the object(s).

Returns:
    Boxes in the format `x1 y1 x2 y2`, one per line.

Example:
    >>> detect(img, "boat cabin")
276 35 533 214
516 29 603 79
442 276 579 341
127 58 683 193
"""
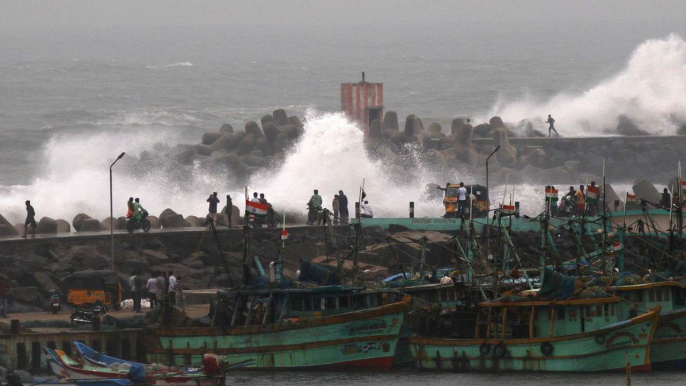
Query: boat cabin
212 286 403 328
613 282 686 314
475 297 633 339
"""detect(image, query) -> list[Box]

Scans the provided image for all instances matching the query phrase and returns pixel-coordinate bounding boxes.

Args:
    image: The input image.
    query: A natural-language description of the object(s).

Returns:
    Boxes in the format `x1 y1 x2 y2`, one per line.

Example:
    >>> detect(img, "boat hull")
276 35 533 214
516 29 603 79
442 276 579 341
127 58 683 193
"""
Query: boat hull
650 307 686 370
409 310 658 372
147 302 407 370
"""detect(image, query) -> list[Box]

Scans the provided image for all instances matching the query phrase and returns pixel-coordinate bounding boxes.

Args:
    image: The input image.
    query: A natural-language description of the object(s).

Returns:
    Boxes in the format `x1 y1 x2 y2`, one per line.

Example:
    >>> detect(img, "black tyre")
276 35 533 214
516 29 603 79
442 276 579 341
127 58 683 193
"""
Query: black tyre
540 341 554 356
595 334 606 345
479 343 491 356
126 220 135 233
492 343 507 358
142 219 151 233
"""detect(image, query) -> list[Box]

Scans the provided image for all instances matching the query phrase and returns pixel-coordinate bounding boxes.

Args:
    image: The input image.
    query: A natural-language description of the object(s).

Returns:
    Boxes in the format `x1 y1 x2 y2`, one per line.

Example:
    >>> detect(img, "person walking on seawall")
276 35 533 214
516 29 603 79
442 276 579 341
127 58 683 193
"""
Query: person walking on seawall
0 274 10 318
546 115 559 137
332 195 340 225
575 185 586 216
360 201 374 218
456 182 468 219
167 270 177 307
338 190 349 223
661 188 671 210
207 192 220 225
226 195 233 228
146 272 157 308
23 200 37 239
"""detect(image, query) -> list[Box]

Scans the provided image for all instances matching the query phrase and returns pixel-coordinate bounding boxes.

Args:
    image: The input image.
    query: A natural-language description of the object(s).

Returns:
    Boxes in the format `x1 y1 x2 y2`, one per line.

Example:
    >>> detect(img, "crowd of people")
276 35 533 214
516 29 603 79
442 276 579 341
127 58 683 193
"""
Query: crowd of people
129 270 185 313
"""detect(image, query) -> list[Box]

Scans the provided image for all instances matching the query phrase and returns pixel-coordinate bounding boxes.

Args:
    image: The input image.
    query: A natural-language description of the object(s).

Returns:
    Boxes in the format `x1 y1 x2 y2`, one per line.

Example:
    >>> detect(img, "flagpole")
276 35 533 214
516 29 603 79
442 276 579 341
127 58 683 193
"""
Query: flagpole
602 158 607 277
623 192 628 231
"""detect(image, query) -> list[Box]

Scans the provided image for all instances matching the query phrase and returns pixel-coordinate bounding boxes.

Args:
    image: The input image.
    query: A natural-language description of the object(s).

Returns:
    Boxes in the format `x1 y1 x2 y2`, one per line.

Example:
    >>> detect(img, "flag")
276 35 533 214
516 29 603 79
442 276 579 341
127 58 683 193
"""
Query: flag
611 242 623 253
361 189 367 201
545 187 558 202
281 229 289 240
500 204 515 215
626 194 638 205
245 200 268 218
681 180 686 195
586 185 599 204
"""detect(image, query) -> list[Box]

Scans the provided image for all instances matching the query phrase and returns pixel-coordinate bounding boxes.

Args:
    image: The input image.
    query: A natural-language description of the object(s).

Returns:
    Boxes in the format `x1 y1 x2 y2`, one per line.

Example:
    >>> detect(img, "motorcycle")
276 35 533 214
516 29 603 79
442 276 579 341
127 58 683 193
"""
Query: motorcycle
126 209 151 233
248 204 280 228
306 202 321 225
558 196 578 218
70 303 115 327
49 291 61 314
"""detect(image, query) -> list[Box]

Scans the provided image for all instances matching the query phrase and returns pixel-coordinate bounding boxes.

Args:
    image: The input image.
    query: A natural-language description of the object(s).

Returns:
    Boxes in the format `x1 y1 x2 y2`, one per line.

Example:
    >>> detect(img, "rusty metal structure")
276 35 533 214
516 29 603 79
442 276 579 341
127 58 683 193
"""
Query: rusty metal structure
341 72 383 134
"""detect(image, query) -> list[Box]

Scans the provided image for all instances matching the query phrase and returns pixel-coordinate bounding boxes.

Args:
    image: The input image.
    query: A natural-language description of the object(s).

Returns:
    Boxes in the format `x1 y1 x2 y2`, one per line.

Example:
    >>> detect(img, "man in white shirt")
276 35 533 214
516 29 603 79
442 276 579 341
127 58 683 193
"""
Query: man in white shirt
457 182 468 219
250 192 260 203
146 274 157 308
360 201 374 218
167 271 177 306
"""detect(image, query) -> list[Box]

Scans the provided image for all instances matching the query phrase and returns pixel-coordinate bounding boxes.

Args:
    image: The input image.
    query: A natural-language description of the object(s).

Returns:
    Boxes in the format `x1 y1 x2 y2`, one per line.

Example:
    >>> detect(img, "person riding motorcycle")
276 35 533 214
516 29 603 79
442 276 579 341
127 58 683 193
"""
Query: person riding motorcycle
134 198 146 223
127 197 136 220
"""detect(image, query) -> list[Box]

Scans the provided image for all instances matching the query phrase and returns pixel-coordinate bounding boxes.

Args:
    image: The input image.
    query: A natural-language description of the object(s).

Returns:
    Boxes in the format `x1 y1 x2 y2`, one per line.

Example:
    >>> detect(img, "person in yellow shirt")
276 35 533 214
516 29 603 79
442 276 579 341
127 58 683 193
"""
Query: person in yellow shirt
575 185 586 215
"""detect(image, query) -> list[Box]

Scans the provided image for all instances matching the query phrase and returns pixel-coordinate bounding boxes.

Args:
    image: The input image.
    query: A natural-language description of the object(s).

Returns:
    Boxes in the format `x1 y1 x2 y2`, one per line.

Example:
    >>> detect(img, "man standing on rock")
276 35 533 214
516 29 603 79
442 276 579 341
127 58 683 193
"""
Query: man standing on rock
457 182 468 219
226 195 233 228
332 195 340 225
133 272 142 313
338 190 349 223
546 114 559 137
23 200 37 239
207 192 220 225
156 271 167 306
167 270 177 307
146 272 157 308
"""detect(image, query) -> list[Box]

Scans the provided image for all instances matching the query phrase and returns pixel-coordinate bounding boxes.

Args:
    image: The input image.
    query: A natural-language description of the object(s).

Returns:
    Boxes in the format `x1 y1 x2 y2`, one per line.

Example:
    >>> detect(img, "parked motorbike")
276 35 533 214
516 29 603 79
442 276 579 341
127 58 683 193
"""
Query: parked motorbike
49 290 61 314
126 209 151 233
70 303 115 327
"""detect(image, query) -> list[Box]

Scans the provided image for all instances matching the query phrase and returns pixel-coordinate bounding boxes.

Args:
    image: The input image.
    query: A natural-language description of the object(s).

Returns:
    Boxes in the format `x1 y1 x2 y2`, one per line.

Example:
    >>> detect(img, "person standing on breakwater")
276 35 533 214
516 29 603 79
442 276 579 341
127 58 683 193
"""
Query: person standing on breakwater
338 190 349 223
23 200 37 239
207 192 220 224
575 185 586 215
250 192 259 203
174 276 185 313
360 201 374 218
457 182 468 219
226 195 233 228
0 274 10 318
133 272 142 313
310 190 323 225
661 188 671 209
167 270 177 307
546 114 559 137
332 195 340 225
156 271 167 305
146 272 158 308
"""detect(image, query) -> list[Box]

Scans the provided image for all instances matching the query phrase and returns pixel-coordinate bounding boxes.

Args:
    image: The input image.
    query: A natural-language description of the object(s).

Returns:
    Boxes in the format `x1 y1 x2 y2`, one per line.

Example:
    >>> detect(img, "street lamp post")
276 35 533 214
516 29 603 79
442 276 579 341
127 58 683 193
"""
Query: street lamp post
110 152 126 271
486 145 501 191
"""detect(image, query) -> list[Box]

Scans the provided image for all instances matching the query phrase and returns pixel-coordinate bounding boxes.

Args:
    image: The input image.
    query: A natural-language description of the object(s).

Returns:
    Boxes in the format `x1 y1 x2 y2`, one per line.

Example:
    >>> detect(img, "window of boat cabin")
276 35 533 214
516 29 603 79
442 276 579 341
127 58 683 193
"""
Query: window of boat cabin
556 307 565 320
291 297 304 311
324 296 336 310
353 295 365 309
649 289 655 302
367 295 379 307
338 295 349 309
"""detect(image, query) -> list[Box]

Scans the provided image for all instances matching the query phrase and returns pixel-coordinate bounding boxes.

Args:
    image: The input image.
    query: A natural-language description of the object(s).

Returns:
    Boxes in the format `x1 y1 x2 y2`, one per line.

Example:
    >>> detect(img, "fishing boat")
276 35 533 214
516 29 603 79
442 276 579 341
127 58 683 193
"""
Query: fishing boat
43 347 228 386
147 286 408 370
613 281 686 370
409 294 659 372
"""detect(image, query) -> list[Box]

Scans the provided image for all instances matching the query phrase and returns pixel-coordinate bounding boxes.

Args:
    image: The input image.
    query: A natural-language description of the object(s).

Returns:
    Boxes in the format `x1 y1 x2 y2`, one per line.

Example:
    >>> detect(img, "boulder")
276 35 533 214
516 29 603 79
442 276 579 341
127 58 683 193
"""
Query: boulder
489 116 505 130
260 114 273 127
256 137 272 156
101 217 126 231
210 134 243 152
221 205 243 226
273 109 290 127
159 208 177 221
244 121 264 138
677 123 686 136
142 249 171 266
451 118 465 135
288 116 304 128
185 216 203 227
491 128 511 147
616 115 649 136
0 214 19 236
162 214 191 228
496 145 517 164
33 272 60 293
600 184 623 211
34 217 57 234
455 125 473 147
168 145 197 164
196 144 213 156
273 134 288 153
280 124 303 140
241 154 265 167
383 111 399 130
236 135 256 156
523 148 548 169
263 121 280 143
55 219 71 233
219 124 234 134
148 216 162 229
403 114 416 136
72 213 92 231
427 122 442 133
78 219 101 232
201 132 222 145
12 287 40 303
369 119 382 138
474 123 491 137
632 178 661 204
13 224 23 235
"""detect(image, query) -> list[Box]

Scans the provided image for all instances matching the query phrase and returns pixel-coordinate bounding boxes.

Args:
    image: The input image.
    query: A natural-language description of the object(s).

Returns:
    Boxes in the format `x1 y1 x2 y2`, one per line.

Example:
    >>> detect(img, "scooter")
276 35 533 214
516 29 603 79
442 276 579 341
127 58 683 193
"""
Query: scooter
49 291 61 314
126 210 151 233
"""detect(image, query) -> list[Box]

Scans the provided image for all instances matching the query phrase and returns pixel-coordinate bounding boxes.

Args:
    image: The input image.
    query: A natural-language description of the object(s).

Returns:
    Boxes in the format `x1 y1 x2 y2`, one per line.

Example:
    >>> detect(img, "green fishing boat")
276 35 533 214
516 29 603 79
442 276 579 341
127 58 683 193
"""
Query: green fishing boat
614 281 686 370
410 295 659 372
147 286 408 370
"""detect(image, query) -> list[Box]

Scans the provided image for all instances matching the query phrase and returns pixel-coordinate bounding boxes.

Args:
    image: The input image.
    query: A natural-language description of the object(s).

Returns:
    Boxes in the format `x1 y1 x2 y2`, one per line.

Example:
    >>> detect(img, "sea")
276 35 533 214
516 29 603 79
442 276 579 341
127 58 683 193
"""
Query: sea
1 22 686 224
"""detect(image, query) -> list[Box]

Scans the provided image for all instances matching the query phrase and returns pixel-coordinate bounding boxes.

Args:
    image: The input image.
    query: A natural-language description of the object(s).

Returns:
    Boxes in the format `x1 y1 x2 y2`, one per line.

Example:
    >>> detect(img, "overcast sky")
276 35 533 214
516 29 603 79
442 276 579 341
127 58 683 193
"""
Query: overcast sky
3 0 686 30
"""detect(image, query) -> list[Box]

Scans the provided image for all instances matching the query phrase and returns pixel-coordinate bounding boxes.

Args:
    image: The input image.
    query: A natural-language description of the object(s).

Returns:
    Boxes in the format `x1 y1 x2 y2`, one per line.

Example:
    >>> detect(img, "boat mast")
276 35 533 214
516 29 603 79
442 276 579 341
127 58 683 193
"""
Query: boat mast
601 158 607 277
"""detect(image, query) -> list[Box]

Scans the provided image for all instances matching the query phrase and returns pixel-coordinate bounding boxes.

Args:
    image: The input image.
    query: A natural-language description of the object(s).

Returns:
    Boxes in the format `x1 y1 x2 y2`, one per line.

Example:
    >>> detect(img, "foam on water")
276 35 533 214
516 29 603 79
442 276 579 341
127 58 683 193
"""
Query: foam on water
482 34 686 136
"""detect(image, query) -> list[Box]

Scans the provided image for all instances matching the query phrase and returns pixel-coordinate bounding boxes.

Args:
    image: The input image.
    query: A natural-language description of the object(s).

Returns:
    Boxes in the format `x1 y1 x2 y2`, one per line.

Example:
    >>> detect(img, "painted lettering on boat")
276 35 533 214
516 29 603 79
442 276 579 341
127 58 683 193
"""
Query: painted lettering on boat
346 319 387 335
341 342 377 354
410 218 458 224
